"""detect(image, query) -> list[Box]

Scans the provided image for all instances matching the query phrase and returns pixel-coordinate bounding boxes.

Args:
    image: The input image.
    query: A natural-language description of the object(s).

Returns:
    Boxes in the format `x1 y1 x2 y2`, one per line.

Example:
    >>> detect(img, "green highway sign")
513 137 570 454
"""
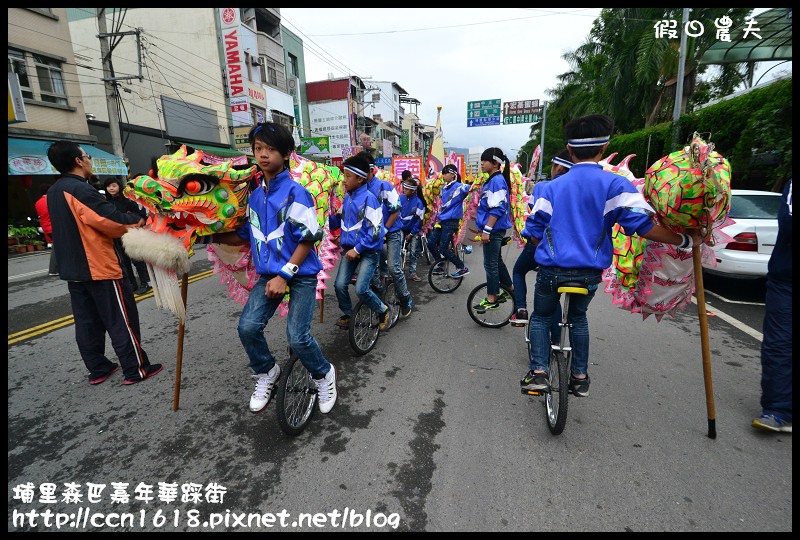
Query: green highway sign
502 113 541 125
467 99 501 118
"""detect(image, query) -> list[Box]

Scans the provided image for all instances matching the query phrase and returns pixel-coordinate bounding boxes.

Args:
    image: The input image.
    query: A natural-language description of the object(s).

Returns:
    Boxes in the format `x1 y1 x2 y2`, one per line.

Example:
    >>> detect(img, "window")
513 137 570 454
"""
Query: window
267 65 277 86
33 54 67 106
288 53 299 77
8 49 33 99
8 49 68 106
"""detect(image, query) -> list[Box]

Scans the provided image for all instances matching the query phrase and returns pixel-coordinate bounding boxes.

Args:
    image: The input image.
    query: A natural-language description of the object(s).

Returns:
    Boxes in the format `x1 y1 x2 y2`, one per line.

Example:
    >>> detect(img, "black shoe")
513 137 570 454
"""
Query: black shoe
135 283 152 295
570 374 590 397
335 315 351 330
123 364 163 385
520 370 549 391
509 308 529 327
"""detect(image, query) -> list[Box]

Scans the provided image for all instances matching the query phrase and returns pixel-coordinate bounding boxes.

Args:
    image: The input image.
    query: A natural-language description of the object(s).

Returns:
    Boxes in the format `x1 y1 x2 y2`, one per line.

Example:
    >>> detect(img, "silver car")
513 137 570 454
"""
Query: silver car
702 189 782 279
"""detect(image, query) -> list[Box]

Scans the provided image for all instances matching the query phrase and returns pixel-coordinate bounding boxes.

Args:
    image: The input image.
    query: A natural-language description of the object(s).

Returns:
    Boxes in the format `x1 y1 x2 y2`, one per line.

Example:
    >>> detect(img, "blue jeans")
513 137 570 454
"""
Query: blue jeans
482 230 512 296
528 266 602 376
238 274 331 378
513 241 560 342
760 277 792 421
375 230 411 306
407 235 422 274
428 219 464 269
335 250 386 317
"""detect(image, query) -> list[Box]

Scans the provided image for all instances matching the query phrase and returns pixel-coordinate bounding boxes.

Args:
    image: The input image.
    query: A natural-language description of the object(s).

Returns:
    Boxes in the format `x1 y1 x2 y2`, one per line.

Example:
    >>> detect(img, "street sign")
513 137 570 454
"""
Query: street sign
503 99 541 116
375 157 392 167
467 99 501 117
468 117 501 127
502 113 541 125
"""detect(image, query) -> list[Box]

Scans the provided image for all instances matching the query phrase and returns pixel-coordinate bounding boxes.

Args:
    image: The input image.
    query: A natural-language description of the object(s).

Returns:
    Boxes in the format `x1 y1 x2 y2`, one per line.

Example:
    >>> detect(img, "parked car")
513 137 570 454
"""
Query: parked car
702 189 782 279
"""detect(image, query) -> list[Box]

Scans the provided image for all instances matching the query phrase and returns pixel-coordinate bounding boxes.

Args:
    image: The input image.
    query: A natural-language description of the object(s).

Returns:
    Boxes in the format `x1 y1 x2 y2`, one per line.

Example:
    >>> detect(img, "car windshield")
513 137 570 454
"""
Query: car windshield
729 194 781 219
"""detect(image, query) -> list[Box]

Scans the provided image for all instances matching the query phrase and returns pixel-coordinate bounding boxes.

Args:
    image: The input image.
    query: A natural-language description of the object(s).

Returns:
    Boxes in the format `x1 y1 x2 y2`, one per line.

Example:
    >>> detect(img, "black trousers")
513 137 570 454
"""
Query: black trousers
68 279 152 381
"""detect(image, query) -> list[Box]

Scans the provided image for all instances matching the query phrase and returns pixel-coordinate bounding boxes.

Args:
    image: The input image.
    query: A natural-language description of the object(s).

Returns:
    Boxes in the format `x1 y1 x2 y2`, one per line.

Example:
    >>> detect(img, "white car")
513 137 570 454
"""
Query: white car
702 189 782 279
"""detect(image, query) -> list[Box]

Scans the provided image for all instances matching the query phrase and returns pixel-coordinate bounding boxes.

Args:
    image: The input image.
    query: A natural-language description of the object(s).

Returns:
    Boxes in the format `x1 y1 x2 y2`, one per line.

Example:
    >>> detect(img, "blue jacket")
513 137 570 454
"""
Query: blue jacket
329 183 384 254
367 176 402 233
399 193 425 235
524 162 655 270
236 169 323 277
437 181 472 222
476 172 512 231
767 178 792 283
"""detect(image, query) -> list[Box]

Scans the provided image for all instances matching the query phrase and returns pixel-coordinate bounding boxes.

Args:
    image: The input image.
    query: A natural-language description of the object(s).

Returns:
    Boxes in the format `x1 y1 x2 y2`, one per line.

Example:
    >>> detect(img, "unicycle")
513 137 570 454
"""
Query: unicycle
275 348 317 436
522 282 589 435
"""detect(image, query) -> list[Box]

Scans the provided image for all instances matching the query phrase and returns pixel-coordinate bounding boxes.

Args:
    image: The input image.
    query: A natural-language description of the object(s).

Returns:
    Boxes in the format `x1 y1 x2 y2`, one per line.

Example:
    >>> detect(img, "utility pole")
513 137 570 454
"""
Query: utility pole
537 101 547 180
671 7 690 151
97 9 124 159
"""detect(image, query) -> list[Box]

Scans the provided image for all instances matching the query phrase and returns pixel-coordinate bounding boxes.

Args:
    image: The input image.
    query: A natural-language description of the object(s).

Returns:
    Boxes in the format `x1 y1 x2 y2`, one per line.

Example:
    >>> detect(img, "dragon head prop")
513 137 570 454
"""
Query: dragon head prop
127 145 257 255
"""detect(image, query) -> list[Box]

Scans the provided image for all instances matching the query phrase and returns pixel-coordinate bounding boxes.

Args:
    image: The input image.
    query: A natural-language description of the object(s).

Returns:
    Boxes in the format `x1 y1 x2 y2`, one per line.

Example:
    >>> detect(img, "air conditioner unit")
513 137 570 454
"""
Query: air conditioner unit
251 56 261 67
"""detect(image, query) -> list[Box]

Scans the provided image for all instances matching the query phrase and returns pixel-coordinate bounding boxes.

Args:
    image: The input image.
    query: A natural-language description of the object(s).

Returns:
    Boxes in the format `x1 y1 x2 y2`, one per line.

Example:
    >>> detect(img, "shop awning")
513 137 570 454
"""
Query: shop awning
8 137 128 176
700 8 792 65
180 142 252 166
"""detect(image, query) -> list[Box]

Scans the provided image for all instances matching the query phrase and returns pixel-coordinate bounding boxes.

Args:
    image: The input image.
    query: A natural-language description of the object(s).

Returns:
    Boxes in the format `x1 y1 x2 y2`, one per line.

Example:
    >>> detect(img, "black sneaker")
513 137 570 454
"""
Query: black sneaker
509 308 529 327
570 374 590 397
123 364 163 385
472 297 500 313
335 315 351 329
520 370 549 391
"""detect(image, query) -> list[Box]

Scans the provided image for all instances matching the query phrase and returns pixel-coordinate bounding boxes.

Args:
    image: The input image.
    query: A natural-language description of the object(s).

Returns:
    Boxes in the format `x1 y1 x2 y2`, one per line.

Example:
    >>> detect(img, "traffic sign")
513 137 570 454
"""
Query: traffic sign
375 157 392 167
502 113 541 125
468 117 501 127
467 99 501 118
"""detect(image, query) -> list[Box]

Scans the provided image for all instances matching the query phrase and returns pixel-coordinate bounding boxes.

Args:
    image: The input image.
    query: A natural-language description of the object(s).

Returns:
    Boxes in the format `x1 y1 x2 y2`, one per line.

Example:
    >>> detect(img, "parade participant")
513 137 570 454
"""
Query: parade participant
45 140 160 386
211 122 337 414
34 182 59 276
330 154 391 331
473 148 514 312
752 178 792 433
358 151 413 318
520 114 703 397
103 177 151 294
509 149 573 327
399 176 426 282
427 164 471 277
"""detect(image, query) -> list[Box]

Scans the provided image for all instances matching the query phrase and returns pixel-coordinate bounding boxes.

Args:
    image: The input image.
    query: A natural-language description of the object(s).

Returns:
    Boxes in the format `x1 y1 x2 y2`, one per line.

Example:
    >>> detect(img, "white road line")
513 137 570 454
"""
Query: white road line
8 269 47 281
691 296 763 342
703 288 766 306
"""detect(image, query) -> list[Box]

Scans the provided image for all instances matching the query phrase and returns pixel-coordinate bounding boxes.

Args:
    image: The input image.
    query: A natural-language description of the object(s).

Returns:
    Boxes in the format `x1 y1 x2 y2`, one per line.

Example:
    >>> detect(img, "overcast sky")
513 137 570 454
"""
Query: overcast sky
280 7 789 157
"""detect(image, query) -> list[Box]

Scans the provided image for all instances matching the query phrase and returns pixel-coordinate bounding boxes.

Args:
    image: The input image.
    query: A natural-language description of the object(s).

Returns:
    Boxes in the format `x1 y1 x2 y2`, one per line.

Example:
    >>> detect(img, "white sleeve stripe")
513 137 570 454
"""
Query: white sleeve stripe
384 189 400 206
486 188 508 208
286 201 320 235
604 191 654 216
266 223 285 242
365 205 383 228
530 198 552 216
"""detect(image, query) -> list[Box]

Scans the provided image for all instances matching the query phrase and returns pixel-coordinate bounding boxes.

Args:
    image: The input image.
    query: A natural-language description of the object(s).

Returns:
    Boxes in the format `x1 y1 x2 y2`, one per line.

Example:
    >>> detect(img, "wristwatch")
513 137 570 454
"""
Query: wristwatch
285 263 299 275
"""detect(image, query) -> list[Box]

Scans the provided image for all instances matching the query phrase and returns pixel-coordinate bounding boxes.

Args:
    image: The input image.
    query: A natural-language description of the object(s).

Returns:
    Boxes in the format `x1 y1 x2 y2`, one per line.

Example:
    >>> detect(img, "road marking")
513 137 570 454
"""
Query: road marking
703 288 765 306
8 270 216 345
691 296 763 342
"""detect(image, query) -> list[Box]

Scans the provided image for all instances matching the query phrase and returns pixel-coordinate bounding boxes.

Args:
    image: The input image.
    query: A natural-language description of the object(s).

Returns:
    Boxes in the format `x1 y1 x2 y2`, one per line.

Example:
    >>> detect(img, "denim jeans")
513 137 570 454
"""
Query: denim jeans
428 219 464 269
407 235 422 274
238 274 331 378
482 229 512 296
512 241 560 342
335 250 386 317
528 266 602 376
374 230 410 305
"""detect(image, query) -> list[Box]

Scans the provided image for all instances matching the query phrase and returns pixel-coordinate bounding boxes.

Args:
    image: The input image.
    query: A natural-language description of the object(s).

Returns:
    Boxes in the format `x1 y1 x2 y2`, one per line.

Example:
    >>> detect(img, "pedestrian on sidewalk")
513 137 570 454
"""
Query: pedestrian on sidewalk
34 182 59 276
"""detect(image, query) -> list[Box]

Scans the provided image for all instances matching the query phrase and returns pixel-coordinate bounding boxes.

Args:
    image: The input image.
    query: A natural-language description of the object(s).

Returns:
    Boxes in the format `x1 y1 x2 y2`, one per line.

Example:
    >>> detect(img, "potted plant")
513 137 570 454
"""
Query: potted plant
9 226 40 252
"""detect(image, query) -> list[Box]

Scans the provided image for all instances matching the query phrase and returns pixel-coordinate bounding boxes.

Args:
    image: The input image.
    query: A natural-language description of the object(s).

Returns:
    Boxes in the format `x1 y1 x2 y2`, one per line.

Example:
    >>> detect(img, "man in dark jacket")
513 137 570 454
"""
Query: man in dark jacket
46 140 162 386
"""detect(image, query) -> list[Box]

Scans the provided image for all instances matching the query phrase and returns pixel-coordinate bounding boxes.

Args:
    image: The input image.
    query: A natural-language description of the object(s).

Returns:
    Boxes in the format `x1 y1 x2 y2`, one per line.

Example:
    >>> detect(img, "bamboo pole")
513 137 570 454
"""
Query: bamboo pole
172 273 189 412
692 246 716 438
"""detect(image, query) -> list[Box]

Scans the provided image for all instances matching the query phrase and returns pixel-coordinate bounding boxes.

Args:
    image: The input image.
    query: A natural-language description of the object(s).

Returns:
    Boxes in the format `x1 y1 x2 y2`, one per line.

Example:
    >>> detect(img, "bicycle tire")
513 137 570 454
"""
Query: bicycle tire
545 350 569 435
384 280 401 329
348 300 380 356
275 350 317 437
428 259 463 293
466 283 515 328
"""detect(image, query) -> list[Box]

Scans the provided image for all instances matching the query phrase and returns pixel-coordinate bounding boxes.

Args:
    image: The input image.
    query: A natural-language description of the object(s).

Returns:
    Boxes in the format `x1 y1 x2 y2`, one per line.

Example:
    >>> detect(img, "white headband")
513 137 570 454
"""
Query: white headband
401 182 417 190
344 165 368 178
552 157 573 169
567 136 610 147
492 154 504 164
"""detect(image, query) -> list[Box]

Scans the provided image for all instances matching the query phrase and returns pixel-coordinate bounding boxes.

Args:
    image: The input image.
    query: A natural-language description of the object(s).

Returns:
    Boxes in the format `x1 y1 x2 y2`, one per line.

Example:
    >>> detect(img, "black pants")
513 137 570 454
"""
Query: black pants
116 239 149 288
68 279 152 381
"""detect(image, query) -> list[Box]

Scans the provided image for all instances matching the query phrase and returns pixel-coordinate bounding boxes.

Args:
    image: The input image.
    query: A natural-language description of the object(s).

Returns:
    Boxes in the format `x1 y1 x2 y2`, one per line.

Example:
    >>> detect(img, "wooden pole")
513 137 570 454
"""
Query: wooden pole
692 246 716 438
172 273 189 412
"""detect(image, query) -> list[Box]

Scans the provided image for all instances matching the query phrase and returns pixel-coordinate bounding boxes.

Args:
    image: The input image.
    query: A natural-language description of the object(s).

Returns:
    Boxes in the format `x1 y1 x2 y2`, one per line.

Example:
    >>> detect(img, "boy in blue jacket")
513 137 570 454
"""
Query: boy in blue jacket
213 122 337 415
399 176 426 281
330 155 391 331
428 164 472 277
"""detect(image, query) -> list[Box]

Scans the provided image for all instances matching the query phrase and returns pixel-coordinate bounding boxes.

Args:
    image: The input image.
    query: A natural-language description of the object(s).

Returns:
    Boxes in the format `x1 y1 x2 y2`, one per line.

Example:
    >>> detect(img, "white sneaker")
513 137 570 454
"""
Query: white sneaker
315 364 337 414
249 364 280 413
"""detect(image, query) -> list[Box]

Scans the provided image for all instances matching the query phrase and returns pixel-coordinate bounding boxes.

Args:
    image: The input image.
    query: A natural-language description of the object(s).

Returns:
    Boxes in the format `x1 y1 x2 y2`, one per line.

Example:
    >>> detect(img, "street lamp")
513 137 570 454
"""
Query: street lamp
511 148 529 174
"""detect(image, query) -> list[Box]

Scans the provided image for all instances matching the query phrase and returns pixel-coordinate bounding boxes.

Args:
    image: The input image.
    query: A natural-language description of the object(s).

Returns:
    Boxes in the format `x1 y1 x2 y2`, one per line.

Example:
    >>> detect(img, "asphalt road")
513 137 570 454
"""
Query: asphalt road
7 245 791 532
